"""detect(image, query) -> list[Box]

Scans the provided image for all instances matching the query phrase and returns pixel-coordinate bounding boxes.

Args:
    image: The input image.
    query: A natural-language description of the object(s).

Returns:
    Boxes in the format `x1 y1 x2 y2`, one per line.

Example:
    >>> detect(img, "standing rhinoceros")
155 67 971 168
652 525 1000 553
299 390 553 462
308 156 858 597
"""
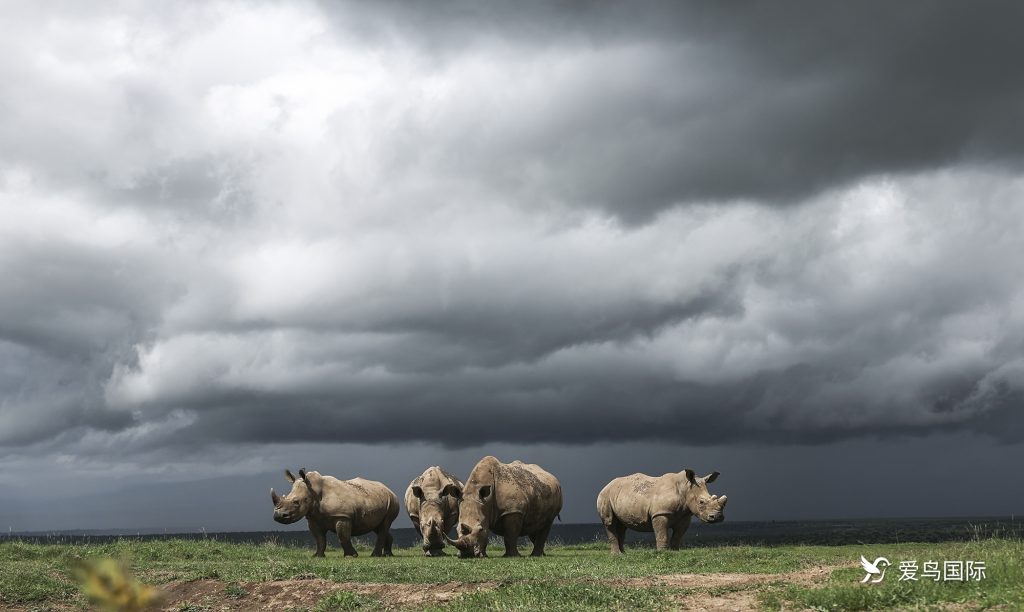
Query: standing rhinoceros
444 456 562 558
596 469 727 554
405 466 464 556
271 468 399 558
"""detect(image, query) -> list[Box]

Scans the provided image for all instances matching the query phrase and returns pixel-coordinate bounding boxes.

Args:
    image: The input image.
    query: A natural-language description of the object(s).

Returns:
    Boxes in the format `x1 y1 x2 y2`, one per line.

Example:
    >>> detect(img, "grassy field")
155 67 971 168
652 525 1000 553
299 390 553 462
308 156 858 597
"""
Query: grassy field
1 536 1021 610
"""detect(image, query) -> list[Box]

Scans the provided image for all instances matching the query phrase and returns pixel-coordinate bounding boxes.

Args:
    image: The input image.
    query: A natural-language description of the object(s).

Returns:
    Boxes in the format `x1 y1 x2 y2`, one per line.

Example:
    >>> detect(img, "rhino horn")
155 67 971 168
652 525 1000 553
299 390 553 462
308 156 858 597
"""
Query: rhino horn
443 531 471 550
718 495 728 507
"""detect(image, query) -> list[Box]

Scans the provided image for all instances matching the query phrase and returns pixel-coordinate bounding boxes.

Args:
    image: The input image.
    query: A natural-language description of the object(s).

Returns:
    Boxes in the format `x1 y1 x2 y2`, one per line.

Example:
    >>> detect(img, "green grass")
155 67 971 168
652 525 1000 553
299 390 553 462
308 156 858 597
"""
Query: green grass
429 582 671 611
314 590 380 610
0 538 1020 610
0 565 77 604
760 537 1024 611
0 539 844 585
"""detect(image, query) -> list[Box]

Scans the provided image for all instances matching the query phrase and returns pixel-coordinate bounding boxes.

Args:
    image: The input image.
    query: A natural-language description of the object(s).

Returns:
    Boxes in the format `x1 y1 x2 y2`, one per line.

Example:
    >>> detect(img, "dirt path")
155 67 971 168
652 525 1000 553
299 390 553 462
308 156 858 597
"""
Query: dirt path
160 577 498 610
154 565 848 611
636 565 846 611
3 565 848 611
614 564 841 589
5 565 851 611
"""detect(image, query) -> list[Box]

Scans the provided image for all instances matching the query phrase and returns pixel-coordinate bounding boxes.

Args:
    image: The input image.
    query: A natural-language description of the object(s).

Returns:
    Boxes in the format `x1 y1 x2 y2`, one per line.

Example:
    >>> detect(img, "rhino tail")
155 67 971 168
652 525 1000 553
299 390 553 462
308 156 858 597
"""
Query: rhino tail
557 513 562 522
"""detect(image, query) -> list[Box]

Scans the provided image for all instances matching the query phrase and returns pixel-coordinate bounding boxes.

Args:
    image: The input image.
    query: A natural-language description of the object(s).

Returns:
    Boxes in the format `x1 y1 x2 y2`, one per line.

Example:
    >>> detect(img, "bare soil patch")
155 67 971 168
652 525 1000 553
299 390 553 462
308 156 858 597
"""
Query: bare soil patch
4 565 847 611
610 563 844 589
160 577 498 610
652 565 848 612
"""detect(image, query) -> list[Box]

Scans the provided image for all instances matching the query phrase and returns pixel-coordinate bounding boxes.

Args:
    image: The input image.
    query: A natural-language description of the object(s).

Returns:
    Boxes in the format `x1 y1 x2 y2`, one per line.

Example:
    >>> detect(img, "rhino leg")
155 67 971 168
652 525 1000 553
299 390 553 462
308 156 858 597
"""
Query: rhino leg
669 515 692 550
652 515 671 551
335 519 359 557
309 523 327 558
605 518 626 555
384 529 395 557
372 520 394 557
385 511 397 556
500 514 524 557
528 523 551 557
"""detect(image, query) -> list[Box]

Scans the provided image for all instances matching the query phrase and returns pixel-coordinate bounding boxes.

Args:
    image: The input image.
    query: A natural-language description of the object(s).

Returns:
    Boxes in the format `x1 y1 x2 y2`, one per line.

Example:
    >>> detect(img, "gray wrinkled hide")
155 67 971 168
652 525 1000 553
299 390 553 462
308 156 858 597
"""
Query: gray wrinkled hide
448 456 562 558
404 466 464 556
271 469 400 558
596 470 727 554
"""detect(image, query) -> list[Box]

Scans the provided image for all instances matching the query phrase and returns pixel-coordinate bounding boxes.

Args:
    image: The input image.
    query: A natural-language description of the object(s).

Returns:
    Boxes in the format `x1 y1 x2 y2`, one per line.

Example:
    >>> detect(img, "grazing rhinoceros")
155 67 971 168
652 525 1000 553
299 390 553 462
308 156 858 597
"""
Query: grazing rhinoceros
444 456 562 558
405 466 464 556
271 468 399 558
596 469 727 554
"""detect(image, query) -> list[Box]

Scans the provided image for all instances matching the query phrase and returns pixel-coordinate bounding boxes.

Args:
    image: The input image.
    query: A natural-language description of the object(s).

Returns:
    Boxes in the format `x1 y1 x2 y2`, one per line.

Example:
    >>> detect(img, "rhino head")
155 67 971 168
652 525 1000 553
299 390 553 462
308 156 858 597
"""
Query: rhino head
270 468 321 524
443 484 492 558
681 469 728 523
411 483 461 556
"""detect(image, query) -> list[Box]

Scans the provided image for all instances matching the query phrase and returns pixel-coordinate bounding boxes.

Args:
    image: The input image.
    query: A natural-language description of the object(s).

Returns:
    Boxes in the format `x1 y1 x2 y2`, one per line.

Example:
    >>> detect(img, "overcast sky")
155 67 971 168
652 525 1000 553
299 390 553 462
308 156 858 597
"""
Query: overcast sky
2 1 1023 532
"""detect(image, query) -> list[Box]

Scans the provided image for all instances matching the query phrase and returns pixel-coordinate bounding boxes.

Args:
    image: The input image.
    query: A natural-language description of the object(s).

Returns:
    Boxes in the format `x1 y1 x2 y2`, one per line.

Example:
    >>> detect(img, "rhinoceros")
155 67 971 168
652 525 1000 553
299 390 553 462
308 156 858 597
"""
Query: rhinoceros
444 456 562 558
596 469 727 554
271 468 399 557
405 466 464 556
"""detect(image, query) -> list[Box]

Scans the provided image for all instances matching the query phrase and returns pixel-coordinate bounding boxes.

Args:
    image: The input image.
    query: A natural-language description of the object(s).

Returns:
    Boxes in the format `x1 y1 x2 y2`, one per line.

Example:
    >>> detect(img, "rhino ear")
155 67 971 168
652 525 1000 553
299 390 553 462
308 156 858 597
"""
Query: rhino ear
298 468 308 480
285 469 296 483
271 488 281 505
478 485 492 500
411 486 425 500
704 471 720 483
441 484 462 500
683 469 697 484
302 470 323 498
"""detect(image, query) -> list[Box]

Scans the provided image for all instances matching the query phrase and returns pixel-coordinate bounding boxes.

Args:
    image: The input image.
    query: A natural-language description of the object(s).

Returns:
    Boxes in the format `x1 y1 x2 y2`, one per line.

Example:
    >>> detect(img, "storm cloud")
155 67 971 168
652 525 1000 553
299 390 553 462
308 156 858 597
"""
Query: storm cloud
2 0 1024 488
314 0 1024 220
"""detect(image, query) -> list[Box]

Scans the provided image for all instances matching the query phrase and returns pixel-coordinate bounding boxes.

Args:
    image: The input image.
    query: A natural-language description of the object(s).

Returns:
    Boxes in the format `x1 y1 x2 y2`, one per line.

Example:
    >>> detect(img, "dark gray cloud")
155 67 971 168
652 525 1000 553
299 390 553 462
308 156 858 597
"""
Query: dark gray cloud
316 1 1024 222
0 1 1023 527
1 434 1020 529
84 174 1023 449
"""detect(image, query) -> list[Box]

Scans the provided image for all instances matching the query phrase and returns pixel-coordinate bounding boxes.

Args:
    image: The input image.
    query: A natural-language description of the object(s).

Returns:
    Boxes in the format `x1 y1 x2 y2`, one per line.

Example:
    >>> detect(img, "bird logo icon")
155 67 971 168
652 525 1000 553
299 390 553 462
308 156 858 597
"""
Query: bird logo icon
860 555 891 583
